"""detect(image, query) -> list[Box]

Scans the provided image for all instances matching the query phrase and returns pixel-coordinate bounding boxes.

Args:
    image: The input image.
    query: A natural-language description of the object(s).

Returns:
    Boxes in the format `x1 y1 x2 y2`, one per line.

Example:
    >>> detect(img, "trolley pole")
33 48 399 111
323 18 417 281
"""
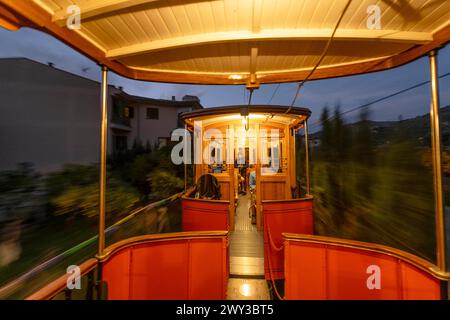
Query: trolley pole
429 50 446 272
98 66 108 258
304 120 310 195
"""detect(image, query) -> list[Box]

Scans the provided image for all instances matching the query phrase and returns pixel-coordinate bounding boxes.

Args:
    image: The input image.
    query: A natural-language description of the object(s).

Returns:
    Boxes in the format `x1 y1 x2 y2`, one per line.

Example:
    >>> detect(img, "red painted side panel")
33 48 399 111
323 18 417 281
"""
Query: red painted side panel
102 236 228 300
285 240 442 300
284 243 326 299
401 262 441 299
189 239 227 299
102 249 131 300
326 247 401 300
263 199 313 280
182 198 229 231
130 241 189 300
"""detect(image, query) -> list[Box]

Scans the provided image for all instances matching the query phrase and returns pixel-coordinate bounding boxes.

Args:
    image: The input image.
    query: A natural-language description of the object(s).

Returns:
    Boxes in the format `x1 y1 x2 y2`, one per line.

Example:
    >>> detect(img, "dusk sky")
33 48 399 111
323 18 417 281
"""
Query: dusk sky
1 27 449 132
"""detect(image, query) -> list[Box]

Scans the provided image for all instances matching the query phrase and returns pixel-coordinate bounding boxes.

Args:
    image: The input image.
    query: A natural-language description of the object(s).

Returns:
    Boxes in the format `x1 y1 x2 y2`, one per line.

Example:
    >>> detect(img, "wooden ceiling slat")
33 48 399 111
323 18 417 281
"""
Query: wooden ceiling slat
52 0 160 25
105 28 432 59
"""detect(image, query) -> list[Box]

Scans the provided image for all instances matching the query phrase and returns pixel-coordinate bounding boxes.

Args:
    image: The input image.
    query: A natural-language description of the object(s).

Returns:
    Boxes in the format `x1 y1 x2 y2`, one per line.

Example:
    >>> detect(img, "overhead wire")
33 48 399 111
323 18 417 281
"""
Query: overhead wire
309 71 450 131
268 83 281 104
287 0 352 113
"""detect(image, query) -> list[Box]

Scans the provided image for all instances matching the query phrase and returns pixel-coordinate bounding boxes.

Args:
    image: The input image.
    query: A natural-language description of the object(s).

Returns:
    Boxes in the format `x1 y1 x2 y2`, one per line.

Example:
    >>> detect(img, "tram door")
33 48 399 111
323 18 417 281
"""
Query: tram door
234 134 258 226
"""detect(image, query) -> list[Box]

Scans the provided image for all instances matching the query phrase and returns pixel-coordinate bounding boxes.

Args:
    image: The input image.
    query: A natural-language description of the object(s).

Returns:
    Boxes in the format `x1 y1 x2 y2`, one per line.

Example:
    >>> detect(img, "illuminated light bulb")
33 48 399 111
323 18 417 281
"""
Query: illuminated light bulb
229 74 244 80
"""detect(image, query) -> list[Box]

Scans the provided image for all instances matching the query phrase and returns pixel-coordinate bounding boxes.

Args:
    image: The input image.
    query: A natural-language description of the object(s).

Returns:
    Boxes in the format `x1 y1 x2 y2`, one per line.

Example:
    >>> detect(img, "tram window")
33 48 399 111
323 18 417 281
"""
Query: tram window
210 147 221 163
236 148 245 166
207 144 227 173
262 144 283 174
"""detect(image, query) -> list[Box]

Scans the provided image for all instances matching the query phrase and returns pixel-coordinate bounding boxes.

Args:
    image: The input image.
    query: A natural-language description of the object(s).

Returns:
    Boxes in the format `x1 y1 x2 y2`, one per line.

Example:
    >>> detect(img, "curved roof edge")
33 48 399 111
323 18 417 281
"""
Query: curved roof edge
180 105 311 121
2 1 449 85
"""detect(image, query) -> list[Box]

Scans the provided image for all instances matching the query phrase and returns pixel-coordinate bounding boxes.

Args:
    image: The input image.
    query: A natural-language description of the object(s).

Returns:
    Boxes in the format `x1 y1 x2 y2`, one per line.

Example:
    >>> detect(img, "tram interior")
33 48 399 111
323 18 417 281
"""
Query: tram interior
180 106 315 299
1 0 449 301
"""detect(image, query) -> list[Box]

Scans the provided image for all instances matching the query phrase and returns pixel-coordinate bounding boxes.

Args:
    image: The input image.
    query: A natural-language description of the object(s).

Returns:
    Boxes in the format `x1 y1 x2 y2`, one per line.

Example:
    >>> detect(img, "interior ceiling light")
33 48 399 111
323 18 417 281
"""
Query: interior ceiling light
229 74 244 80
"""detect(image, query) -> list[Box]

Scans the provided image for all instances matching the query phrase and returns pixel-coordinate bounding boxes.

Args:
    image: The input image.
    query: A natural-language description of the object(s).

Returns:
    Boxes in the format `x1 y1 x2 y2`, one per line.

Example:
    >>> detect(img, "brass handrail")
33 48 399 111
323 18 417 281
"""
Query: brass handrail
25 259 98 300
262 196 314 204
99 231 229 263
182 196 230 204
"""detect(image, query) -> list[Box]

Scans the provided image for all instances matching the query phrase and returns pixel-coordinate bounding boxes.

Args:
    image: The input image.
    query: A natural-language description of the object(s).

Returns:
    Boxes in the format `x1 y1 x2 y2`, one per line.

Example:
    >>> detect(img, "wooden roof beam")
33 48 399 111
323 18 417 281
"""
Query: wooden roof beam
106 28 433 59
0 3 24 30
247 47 259 89
52 0 160 25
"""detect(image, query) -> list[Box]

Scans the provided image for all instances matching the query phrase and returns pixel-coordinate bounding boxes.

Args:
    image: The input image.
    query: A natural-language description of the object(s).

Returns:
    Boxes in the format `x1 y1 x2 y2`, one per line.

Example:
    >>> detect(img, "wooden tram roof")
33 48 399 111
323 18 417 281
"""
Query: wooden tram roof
1 1 450 85
180 105 311 128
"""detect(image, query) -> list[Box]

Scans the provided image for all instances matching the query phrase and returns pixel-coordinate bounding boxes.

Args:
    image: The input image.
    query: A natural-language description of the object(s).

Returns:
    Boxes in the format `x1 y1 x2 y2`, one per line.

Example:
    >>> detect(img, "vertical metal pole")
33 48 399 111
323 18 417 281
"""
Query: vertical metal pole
304 120 310 195
429 50 446 272
293 128 297 193
184 124 188 192
191 125 196 186
98 66 108 258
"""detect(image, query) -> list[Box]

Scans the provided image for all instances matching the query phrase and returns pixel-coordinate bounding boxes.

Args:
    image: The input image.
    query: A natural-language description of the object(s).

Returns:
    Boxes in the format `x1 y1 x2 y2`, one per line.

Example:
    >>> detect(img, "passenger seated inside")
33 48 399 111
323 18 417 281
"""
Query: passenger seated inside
249 170 256 192
193 174 221 200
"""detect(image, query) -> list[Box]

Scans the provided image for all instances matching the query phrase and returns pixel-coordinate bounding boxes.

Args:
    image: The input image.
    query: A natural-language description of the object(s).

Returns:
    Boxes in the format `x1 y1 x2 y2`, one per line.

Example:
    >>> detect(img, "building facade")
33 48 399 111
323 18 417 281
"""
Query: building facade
0 58 202 172
110 92 202 154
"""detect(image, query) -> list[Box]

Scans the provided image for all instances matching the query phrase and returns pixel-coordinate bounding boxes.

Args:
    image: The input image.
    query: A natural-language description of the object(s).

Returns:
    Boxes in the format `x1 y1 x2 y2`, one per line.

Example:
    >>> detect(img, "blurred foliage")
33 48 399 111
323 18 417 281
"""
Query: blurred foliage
45 164 98 199
148 170 184 200
45 164 128 219
115 144 188 200
0 163 44 222
0 163 40 194
0 143 187 223
309 105 436 262
50 178 139 219
0 144 186 296
43 143 188 219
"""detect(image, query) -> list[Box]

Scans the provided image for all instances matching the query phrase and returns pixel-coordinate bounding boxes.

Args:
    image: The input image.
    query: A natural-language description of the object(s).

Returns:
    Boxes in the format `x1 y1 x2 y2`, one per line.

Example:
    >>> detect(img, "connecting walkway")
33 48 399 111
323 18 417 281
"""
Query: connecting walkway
227 194 270 300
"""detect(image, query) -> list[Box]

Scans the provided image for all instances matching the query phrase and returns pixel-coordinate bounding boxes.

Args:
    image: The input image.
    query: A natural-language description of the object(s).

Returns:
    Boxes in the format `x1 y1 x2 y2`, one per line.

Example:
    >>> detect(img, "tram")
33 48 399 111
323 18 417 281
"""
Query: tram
0 0 449 300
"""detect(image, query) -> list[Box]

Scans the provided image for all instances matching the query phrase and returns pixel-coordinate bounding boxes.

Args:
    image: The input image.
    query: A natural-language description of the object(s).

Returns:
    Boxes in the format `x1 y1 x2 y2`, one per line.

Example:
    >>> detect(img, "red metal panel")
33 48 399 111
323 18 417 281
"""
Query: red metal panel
189 239 228 299
263 199 313 280
284 242 327 299
102 249 131 300
326 247 400 300
284 239 442 300
182 198 229 231
130 241 189 300
400 262 441 300
102 235 228 300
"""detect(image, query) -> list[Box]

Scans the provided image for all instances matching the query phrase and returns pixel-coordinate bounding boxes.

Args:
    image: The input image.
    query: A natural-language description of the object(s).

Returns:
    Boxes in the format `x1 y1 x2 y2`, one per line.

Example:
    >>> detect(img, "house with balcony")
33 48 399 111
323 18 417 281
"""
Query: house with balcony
109 92 203 155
